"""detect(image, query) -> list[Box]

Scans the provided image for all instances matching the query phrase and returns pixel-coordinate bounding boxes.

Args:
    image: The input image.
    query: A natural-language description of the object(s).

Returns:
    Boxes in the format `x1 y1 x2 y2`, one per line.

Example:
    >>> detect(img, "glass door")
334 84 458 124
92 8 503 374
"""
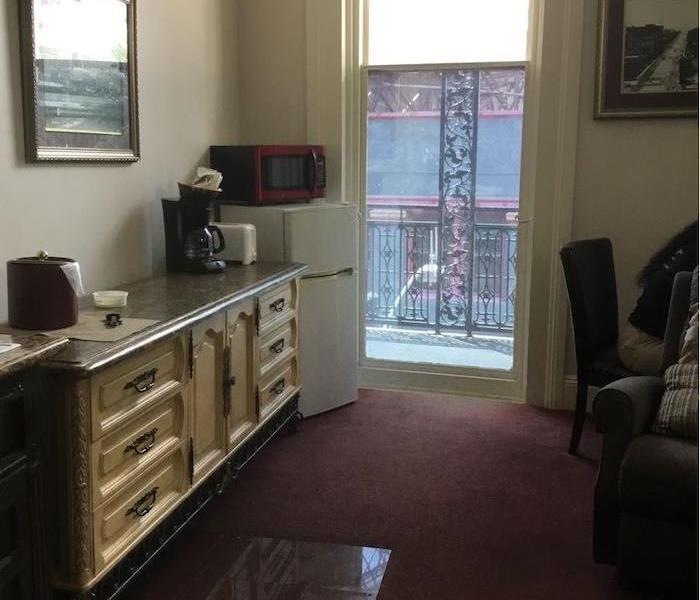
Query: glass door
364 66 524 371
360 0 531 381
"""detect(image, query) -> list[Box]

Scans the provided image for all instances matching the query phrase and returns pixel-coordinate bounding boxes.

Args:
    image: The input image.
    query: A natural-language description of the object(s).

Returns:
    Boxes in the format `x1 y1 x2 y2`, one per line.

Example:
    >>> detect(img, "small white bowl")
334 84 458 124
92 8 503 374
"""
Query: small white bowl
93 290 128 308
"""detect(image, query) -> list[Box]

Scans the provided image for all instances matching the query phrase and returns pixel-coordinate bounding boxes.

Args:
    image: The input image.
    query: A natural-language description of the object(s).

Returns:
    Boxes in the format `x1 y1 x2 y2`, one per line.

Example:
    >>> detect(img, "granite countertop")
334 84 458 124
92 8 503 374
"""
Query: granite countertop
0 334 69 380
24 262 307 374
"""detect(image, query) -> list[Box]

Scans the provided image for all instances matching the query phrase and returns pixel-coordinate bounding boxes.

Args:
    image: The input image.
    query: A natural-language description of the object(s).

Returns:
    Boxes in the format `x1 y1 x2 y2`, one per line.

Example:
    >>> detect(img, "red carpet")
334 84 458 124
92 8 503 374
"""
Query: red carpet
125 389 657 599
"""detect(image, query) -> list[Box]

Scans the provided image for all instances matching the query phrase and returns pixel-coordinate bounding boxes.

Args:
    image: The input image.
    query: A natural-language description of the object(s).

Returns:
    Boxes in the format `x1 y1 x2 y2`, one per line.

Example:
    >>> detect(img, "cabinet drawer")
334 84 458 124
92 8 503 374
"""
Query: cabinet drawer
93 447 187 571
258 359 298 422
258 320 297 378
91 337 187 440
91 390 187 507
258 282 296 331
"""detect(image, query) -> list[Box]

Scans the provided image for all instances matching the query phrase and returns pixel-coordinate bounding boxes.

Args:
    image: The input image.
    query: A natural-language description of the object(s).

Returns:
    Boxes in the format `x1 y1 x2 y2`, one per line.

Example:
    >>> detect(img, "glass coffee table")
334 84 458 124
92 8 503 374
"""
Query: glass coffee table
119 535 391 599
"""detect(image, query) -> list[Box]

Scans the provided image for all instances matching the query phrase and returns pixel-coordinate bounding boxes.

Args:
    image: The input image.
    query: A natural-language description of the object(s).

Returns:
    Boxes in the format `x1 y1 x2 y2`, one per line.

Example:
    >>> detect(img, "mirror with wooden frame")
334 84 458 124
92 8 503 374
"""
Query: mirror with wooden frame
19 0 139 162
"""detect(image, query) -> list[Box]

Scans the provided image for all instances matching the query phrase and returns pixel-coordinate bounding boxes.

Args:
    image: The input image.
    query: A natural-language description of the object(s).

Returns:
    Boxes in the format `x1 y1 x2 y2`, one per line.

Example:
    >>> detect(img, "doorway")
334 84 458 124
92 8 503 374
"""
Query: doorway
364 66 524 371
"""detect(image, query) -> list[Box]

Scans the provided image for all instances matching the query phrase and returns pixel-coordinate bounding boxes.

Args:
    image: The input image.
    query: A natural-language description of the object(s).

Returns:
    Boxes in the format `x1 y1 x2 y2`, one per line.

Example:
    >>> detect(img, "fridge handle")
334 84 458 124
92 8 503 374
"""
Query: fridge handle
302 267 354 281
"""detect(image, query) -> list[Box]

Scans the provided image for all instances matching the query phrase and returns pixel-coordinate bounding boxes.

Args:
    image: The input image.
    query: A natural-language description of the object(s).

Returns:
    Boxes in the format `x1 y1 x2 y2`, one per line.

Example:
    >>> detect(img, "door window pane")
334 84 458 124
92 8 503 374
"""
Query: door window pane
365 67 524 370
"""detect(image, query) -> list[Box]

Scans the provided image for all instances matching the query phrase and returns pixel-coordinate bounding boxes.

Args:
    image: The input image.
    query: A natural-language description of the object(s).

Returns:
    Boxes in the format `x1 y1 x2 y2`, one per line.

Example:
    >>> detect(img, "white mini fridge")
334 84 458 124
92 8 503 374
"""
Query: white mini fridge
220 203 359 417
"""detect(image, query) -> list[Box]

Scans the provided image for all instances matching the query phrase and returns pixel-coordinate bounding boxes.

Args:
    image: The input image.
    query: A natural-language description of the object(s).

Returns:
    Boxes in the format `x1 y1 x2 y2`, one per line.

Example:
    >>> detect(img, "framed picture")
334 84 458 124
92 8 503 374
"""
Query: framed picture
596 0 698 118
19 0 139 162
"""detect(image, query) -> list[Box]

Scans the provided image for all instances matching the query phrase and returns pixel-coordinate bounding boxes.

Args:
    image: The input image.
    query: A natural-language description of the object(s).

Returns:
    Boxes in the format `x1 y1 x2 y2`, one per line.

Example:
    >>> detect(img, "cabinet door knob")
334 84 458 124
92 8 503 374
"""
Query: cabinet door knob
269 339 285 354
124 428 158 455
125 368 158 393
126 487 159 518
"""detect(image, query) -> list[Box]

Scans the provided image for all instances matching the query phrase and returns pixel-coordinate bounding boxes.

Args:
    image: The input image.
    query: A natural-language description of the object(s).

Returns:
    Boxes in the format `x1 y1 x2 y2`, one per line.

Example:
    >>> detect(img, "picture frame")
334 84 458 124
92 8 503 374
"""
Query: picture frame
595 0 698 119
19 0 139 162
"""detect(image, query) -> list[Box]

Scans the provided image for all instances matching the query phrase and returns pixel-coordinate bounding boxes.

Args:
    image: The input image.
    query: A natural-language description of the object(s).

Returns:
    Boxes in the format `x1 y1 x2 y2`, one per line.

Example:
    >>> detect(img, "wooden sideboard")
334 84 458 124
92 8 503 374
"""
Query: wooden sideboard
35 263 306 599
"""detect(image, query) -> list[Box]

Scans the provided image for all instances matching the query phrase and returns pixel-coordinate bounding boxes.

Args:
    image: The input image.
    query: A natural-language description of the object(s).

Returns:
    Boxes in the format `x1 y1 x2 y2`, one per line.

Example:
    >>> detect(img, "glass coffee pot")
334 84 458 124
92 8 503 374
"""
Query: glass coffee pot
184 224 225 261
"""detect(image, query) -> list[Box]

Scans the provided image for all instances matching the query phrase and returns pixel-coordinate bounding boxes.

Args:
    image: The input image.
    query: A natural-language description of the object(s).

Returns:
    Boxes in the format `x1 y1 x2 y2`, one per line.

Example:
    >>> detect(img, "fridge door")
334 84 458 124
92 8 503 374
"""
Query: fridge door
299 269 358 417
283 204 358 275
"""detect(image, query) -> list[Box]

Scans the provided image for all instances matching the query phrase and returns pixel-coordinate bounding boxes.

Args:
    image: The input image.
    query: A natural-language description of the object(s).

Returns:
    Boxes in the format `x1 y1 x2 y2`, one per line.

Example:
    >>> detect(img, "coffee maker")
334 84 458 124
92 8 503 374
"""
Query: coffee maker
162 193 226 274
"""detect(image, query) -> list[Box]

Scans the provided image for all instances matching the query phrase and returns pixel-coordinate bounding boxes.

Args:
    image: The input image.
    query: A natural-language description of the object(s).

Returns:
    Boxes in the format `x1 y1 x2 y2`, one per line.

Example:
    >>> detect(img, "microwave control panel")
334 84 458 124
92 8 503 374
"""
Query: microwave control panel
317 156 326 187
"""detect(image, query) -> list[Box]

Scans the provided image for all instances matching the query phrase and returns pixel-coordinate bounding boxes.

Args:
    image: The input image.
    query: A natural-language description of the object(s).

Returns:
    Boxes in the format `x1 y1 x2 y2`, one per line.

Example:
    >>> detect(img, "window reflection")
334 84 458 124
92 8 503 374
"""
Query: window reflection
206 537 391 599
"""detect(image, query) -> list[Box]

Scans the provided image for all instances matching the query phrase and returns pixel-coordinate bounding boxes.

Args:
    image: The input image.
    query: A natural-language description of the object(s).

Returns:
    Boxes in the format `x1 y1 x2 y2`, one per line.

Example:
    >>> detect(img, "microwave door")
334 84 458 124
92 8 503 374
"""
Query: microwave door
262 156 305 190
260 155 307 202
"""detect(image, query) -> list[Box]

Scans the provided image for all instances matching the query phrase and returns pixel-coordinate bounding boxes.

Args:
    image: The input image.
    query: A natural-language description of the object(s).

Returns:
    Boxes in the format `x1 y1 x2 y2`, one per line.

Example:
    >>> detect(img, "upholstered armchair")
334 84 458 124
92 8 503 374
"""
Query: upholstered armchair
592 271 698 592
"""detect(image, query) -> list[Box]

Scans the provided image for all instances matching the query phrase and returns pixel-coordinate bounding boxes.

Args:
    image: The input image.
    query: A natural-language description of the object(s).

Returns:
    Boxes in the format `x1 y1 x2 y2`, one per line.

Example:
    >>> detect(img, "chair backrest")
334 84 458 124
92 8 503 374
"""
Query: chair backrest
560 238 619 371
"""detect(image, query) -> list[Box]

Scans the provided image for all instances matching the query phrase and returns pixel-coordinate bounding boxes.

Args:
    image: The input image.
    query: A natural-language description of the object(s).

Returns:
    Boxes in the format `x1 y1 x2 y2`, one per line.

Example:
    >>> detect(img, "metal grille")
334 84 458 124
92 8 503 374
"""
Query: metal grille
436 70 479 333
366 218 517 333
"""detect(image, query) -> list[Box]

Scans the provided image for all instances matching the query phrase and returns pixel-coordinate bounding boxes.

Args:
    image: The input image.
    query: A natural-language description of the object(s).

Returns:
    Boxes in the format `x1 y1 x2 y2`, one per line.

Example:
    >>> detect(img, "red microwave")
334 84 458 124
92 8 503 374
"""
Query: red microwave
210 145 326 204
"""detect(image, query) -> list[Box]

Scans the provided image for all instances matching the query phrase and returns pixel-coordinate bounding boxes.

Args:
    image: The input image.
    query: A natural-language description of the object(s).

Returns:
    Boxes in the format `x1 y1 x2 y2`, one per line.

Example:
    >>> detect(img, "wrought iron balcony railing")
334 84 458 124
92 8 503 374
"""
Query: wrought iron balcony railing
366 217 517 335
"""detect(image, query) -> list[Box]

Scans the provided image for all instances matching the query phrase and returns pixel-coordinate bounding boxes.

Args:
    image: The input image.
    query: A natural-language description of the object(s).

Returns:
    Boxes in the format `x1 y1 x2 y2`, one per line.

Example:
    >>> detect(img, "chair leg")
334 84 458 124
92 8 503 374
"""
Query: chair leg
569 379 588 455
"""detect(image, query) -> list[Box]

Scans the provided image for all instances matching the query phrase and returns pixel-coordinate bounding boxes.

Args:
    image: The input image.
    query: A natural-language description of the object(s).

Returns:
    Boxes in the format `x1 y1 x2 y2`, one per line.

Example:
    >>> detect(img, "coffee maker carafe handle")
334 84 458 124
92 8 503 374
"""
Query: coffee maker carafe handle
210 225 226 254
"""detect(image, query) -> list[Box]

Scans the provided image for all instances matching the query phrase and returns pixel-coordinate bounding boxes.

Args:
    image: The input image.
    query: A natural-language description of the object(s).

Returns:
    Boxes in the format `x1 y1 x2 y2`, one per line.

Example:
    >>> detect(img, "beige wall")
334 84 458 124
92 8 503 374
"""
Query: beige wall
235 0 345 204
0 0 240 320
562 0 699 383
572 0 698 329
236 0 307 144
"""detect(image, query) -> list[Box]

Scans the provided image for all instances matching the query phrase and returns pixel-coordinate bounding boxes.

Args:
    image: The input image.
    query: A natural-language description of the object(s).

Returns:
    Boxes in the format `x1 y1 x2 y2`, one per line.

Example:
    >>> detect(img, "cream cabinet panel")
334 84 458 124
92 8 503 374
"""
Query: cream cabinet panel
225 300 257 452
258 358 299 423
258 319 297 380
190 313 226 483
91 389 186 507
93 446 187 573
90 336 186 440
258 281 297 334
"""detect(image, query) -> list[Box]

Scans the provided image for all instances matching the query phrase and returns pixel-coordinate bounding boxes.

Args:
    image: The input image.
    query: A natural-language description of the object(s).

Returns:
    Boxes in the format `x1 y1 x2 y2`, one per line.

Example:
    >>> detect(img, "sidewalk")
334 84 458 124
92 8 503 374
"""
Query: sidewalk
366 327 513 370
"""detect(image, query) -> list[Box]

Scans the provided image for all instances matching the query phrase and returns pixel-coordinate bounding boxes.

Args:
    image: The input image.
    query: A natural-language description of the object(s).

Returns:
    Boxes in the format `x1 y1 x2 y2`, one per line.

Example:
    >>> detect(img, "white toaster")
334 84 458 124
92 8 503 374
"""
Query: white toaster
213 222 257 265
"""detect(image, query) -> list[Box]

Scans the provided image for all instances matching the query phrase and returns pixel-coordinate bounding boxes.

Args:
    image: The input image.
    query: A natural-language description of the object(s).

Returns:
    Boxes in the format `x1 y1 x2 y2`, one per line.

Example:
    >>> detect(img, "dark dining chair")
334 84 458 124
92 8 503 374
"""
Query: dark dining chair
560 238 635 455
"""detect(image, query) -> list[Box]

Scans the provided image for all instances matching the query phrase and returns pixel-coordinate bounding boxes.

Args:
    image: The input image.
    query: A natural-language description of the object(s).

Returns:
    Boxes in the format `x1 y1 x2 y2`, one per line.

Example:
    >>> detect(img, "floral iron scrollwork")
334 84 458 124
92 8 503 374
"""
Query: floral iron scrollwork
437 70 479 332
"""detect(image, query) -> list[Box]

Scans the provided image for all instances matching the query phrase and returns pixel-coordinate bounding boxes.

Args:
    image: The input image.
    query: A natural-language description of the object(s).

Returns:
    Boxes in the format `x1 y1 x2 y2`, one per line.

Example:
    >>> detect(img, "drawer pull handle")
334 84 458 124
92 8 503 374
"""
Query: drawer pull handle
271 378 286 396
269 298 285 313
126 487 159 518
124 428 159 456
125 368 159 393
269 339 285 354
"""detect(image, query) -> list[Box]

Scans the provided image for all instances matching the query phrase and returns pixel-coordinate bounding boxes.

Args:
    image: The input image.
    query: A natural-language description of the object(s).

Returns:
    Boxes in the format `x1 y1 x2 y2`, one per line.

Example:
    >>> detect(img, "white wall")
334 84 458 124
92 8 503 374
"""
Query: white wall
563 0 699 381
0 0 240 320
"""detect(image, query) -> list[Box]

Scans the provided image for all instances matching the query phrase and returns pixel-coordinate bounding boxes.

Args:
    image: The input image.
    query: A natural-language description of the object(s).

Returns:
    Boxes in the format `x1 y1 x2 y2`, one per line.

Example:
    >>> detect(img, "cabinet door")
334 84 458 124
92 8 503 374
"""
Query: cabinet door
0 463 33 600
190 313 226 483
226 301 257 452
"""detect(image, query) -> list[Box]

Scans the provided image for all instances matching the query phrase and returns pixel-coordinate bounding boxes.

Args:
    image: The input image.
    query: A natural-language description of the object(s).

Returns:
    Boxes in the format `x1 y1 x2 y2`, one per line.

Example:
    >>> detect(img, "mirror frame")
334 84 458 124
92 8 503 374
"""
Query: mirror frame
18 0 140 163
